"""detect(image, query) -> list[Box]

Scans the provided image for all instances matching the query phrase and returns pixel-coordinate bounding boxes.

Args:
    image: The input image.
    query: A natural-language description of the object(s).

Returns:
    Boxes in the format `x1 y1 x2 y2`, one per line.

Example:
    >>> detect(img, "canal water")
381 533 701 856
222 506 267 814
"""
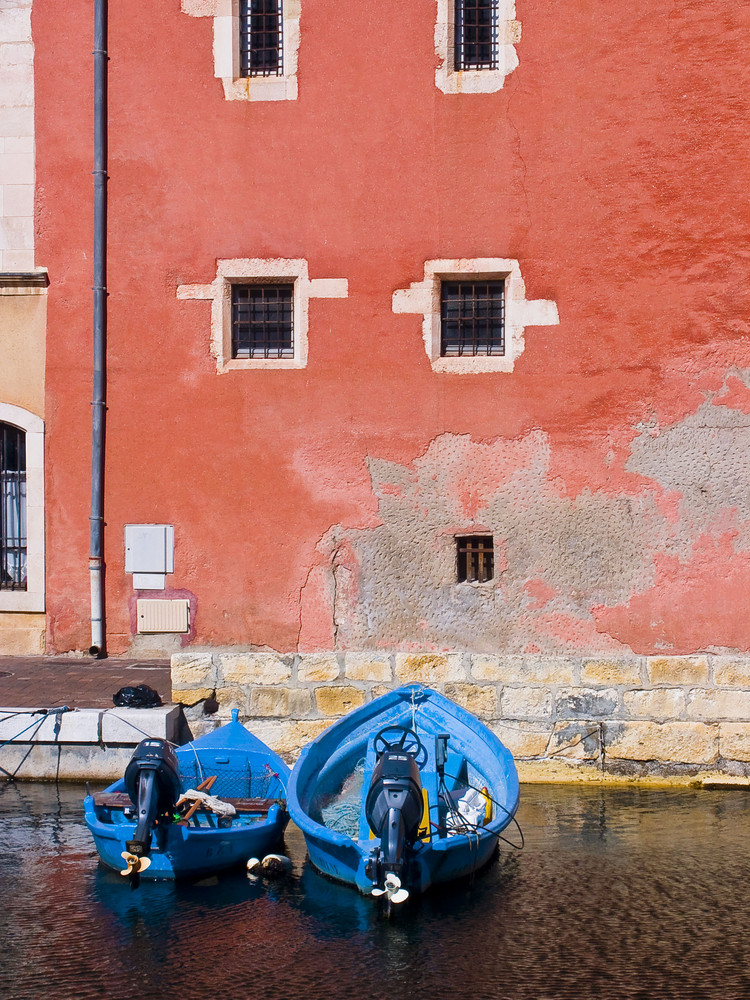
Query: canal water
1 781 748 1000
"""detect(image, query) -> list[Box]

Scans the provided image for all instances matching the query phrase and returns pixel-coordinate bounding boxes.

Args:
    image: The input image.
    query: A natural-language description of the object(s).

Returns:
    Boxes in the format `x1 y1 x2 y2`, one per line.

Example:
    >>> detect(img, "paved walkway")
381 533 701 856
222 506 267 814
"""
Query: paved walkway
0 656 171 710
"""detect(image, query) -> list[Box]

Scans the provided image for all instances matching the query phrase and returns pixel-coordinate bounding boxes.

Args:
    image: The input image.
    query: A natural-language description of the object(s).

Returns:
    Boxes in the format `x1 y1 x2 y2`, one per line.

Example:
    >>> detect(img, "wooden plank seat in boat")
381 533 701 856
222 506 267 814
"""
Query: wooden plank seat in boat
93 791 280 815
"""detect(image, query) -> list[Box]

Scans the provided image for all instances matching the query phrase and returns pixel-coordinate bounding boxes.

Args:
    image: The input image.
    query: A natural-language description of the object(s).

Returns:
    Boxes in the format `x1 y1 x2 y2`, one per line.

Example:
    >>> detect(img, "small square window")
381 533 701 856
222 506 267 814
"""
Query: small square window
441 280 505 357
231 283 294 359
456 535 494 583
455 0 499 71
240 0 284 78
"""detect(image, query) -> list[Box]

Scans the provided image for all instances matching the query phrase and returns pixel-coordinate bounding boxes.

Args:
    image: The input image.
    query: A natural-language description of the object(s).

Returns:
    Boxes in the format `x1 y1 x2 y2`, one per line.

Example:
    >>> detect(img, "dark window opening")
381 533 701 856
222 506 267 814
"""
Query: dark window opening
455 0 499 71
441 279 505 356
240 0 284 78
457 535 494 583
0 423 26 591
231 283 294 359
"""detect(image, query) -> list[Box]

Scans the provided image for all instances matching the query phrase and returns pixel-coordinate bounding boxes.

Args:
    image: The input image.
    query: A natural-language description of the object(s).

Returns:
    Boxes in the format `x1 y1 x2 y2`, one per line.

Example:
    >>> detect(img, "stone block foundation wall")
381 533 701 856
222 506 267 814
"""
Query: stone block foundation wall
171 652 750 783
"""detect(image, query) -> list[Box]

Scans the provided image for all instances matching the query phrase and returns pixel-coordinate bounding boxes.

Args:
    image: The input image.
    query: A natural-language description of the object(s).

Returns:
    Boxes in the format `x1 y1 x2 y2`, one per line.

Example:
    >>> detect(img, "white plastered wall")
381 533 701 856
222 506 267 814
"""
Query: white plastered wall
182 0 301 102
392 258 558 373
178 258 348 371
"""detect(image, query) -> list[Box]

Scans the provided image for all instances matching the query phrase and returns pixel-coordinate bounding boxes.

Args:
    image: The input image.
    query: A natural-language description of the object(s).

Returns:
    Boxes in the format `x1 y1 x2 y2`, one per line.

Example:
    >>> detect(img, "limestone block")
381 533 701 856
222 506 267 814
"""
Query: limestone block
0 620 44 655
171 652 216 688
647 656 708 686
472 655 577 685
249 686 289 718
298 653 340 683
719 724 750 762
220 652 291 685
605 722 718 764
344 653 392 682
395 653 465 684
500 686 553 720
714 657 750 687
288 688 314 717
444 683 498 718
623 688 686 720
262 719 332 759
370 685 392 700
171 685 215 707
214 685 248 713
315 685 366 716
581 658 643 687
687 689 750 722
489 722 551 758
556 688 618 719
550 722 601 761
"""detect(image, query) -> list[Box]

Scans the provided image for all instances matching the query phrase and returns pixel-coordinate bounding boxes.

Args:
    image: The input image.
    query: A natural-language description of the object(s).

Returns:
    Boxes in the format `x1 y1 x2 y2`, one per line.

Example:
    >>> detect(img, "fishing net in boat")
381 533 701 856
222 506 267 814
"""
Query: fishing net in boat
314 759 366 837
178 761 277 800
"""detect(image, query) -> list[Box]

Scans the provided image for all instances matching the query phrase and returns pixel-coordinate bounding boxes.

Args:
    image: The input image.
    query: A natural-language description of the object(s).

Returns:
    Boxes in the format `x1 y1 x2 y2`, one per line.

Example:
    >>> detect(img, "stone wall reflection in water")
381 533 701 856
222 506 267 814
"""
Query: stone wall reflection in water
0 782 748 1000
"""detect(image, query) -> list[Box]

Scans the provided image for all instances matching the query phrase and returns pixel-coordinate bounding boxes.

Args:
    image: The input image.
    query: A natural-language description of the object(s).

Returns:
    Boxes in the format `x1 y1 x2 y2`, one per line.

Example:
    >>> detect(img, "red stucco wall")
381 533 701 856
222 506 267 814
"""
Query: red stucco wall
35 1 750 655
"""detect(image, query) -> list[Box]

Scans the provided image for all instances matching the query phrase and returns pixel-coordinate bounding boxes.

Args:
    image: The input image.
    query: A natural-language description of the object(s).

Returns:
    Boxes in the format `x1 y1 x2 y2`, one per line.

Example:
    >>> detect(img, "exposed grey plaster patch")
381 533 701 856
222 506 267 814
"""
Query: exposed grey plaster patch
326 433 659 653
628 375 750 553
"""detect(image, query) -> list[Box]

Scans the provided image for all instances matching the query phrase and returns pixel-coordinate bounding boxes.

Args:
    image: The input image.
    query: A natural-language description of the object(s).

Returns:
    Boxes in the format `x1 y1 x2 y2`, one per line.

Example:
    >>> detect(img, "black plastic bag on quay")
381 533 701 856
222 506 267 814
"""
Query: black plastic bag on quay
112 684 163 708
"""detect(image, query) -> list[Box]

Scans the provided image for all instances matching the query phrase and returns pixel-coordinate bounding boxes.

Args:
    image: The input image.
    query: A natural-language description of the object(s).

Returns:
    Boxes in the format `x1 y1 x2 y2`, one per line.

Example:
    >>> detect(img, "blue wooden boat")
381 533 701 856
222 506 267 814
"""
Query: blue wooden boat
84 709 289 881
287 685 519 903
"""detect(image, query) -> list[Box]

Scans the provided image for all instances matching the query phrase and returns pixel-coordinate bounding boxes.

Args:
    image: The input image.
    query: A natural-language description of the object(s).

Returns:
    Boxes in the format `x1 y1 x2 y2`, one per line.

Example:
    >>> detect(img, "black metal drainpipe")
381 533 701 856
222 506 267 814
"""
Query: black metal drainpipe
90 0 107 656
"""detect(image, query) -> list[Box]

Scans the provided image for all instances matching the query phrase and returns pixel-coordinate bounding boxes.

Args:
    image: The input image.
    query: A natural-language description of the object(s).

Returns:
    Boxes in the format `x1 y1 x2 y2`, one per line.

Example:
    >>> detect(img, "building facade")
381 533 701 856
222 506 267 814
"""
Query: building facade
27 1 750 771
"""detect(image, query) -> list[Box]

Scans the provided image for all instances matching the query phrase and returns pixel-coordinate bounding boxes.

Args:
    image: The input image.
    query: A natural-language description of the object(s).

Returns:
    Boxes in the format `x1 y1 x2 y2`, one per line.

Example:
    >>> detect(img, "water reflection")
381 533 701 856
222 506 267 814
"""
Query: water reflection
0 783 749 1000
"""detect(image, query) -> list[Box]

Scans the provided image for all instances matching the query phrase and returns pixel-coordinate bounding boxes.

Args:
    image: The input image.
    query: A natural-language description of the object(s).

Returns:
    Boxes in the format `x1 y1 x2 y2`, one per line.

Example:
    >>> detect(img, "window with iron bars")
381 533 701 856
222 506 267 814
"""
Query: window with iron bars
231 283 294 359
240 0 284 78
440 279 505 357
454 0 499 71
456 536 494 583
0 423 26 591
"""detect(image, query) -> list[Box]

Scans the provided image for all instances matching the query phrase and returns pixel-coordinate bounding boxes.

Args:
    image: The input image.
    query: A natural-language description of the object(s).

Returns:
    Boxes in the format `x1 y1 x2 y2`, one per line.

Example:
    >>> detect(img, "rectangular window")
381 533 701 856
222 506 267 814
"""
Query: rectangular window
231 283 294 359
456 536 494 583
240 0 284 78
454 0 499 71
441 279 505 357
0 424 27 592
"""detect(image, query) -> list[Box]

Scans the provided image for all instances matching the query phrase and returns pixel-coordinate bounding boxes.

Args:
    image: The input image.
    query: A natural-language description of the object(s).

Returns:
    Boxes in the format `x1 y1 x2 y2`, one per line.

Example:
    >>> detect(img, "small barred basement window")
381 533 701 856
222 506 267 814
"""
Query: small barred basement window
456 535 494 583
0 423 26 591
240 0 284 78
441 279 505 356
231 283 294 359
454 0 499 71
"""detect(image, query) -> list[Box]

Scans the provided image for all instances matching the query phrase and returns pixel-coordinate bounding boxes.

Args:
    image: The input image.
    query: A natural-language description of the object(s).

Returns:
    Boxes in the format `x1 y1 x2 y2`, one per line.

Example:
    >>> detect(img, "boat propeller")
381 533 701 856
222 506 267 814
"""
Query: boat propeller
371 873 409 905
246 854 293 879
120 850 152 879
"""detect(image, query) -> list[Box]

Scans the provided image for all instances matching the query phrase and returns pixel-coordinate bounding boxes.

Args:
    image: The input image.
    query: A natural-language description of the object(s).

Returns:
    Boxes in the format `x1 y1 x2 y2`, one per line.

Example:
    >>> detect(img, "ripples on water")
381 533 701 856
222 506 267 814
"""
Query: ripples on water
0 782 748 1000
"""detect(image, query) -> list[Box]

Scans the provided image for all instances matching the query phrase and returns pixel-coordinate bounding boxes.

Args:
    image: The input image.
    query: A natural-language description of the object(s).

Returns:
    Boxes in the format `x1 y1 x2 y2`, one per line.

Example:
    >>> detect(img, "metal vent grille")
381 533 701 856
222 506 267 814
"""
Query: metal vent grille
136 599 190 634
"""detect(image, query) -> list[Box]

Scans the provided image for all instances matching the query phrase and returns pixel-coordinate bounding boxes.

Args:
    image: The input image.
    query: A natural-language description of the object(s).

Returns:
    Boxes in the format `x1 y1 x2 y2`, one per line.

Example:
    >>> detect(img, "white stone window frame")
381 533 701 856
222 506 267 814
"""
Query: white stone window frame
181 0 300 102
177 258 348 372
392 258 558 374
0 403 44 613
435 0 521 95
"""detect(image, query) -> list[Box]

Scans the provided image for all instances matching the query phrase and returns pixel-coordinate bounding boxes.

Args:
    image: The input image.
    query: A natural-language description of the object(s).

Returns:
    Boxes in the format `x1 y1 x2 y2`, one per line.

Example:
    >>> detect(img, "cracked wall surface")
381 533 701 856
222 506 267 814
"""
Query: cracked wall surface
299 371 750 657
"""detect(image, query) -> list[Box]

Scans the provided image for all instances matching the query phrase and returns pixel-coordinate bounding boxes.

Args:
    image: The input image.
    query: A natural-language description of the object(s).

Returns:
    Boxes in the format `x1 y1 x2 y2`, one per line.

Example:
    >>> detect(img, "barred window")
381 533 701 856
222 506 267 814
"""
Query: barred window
231 284 294 359
1 423 26 592
440 279 505 357
455 0 499 71
240 0 284 78
457 536 494 583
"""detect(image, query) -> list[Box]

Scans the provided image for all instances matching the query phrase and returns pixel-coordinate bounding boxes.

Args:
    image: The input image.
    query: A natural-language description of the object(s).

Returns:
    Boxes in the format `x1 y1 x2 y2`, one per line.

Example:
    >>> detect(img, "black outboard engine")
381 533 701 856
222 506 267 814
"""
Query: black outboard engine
365 727 425 889
123 738 181 862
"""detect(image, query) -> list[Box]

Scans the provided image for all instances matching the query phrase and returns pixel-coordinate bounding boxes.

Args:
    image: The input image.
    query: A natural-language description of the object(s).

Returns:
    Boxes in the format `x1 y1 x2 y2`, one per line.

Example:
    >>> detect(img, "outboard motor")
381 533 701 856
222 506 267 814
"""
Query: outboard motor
122 738 181 879
365 726 426 901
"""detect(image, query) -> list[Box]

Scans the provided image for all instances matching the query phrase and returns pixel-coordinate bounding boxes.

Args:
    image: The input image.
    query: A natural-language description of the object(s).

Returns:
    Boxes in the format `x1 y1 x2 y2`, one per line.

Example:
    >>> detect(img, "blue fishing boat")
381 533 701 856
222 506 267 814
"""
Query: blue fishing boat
287 685 520 904
84 709 289 882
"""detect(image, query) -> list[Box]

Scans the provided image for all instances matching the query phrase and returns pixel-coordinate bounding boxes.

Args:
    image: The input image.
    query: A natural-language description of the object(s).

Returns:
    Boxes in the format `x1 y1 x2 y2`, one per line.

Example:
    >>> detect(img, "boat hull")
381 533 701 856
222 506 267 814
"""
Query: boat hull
288 684 519 897
84 714 290 880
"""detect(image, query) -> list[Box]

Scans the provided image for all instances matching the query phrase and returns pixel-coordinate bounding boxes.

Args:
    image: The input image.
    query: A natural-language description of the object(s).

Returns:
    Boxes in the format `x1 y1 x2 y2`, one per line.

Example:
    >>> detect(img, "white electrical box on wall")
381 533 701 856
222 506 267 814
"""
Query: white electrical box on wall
125 524 175 590
137 599 190 633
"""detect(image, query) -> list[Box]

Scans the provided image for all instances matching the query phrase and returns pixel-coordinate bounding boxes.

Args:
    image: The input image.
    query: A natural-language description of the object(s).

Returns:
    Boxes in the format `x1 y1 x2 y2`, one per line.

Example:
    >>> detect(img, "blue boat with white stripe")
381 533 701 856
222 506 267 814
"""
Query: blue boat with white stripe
287 685 519 905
